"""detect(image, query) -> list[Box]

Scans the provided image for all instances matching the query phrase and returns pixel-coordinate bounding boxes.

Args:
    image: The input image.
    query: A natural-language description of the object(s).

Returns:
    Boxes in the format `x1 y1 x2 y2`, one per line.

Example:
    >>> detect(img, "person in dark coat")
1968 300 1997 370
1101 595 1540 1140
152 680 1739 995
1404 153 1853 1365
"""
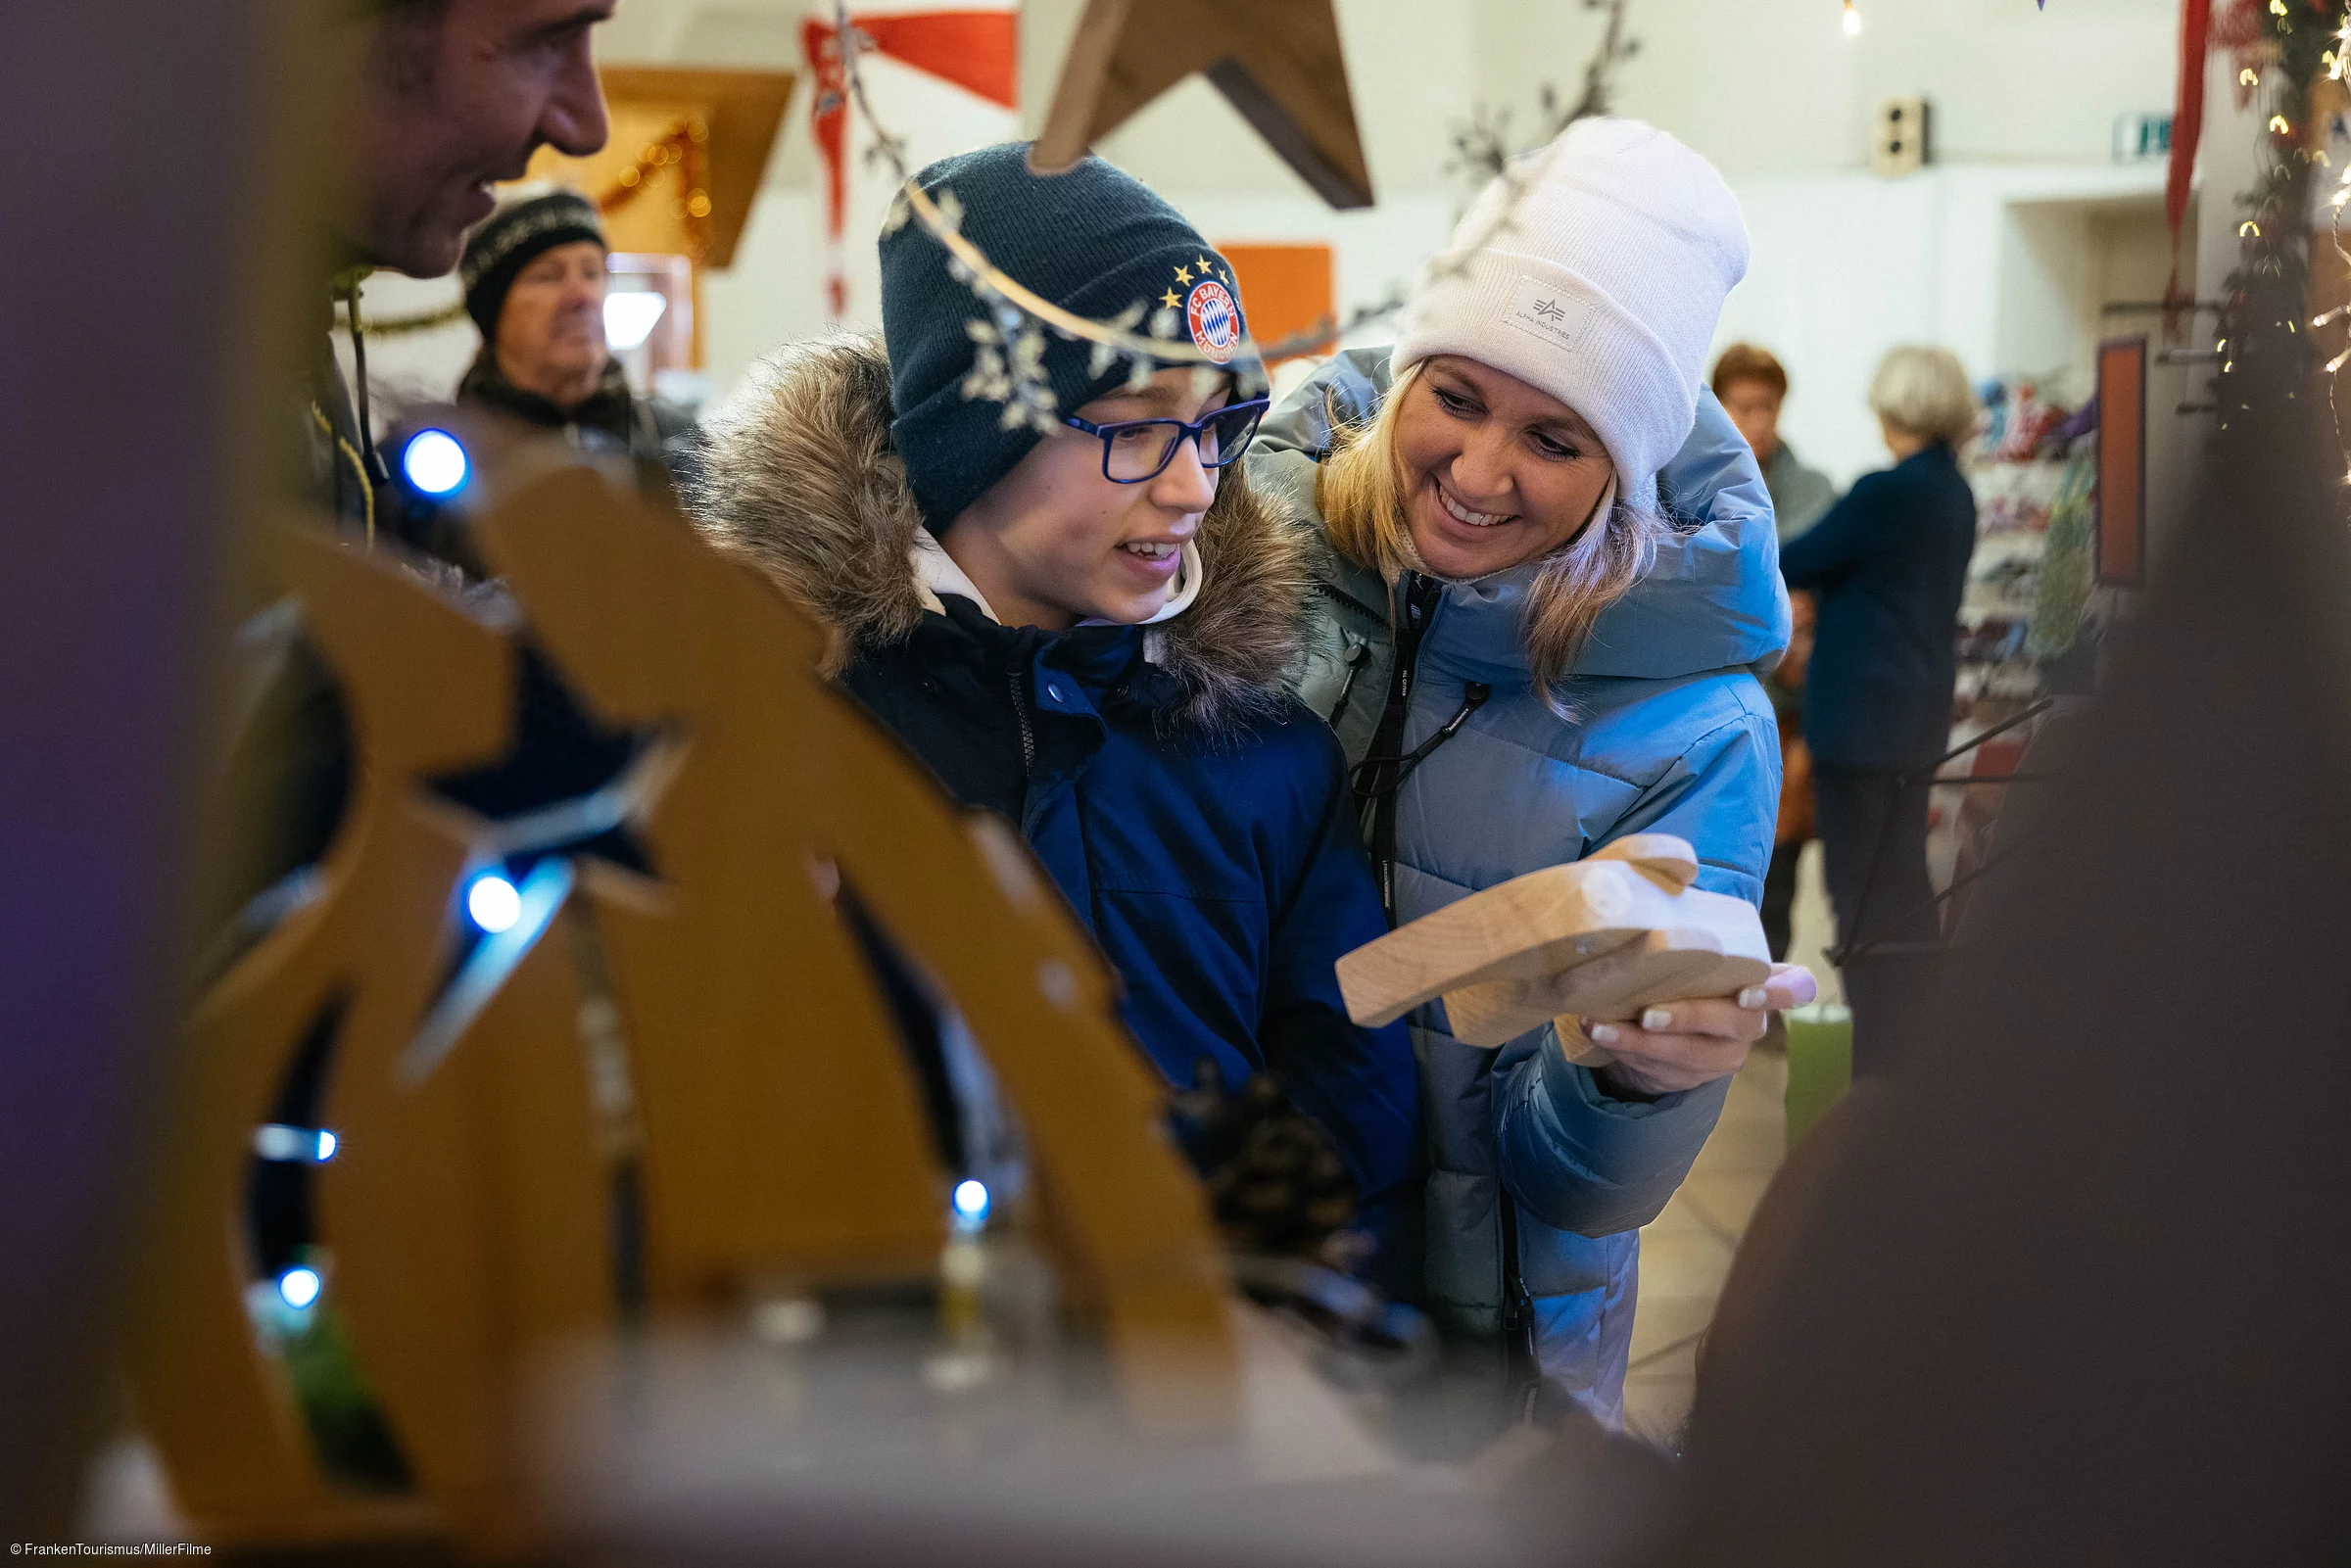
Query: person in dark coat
689 146 1419 1257
386 186 702 572
453 185 699 487
1779 345 1980 951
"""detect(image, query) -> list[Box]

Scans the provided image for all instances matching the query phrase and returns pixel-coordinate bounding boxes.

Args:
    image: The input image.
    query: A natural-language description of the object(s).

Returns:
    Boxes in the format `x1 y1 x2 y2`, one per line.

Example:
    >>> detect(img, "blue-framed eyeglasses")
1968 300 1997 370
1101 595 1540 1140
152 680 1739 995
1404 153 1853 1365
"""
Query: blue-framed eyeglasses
1062 398 1271 484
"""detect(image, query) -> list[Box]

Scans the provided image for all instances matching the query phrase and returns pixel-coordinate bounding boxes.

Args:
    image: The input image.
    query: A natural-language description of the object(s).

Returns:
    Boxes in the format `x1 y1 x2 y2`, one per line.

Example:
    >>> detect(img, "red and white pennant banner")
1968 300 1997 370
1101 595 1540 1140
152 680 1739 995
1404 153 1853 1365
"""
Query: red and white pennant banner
803 6 1019 322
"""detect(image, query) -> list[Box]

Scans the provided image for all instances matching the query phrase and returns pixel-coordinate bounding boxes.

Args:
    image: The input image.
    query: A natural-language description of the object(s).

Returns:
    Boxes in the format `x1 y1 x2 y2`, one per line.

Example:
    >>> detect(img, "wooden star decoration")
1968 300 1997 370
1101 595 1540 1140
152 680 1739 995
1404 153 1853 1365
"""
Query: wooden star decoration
1033 0 1374 211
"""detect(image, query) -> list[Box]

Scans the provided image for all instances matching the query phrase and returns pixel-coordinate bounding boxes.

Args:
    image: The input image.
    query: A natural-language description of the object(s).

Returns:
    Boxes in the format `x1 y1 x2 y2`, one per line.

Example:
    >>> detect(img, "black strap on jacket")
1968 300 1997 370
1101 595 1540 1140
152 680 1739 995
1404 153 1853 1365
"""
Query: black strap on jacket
1350 573 1489 925
1350 571 1531 1410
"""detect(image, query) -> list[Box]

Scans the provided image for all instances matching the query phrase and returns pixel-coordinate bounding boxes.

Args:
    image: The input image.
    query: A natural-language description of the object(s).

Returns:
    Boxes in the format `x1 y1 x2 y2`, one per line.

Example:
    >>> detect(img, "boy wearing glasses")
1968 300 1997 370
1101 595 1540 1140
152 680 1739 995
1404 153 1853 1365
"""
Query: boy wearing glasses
692 145 1417 1253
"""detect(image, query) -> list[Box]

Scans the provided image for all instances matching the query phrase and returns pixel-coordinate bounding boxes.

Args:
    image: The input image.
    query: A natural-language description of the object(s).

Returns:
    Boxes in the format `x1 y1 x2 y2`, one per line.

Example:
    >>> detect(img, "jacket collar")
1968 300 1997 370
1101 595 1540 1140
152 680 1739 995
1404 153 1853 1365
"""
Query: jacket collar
459 351 636 438
689 334 1309 730
908 527 1206 628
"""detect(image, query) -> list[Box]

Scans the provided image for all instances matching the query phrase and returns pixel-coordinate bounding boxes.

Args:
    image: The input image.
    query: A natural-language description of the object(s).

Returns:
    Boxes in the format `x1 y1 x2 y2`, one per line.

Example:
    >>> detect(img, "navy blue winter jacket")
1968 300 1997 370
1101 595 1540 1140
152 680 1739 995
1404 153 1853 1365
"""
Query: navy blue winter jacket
688 336 1418 1212
1779 442 1977 770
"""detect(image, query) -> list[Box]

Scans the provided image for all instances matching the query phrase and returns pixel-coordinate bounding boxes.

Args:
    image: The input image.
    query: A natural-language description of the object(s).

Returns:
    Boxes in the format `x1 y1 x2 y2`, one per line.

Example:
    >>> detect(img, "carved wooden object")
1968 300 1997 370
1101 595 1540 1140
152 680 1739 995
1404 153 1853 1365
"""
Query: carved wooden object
131 472 1236 1554
1335 834 1771 1067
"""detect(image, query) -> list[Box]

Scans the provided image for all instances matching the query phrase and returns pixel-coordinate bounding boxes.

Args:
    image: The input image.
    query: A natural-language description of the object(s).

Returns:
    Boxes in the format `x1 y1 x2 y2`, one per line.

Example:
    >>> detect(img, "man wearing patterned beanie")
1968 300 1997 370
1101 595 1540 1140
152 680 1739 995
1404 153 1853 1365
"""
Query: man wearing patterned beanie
447 184 699 499
690 144 1418 1264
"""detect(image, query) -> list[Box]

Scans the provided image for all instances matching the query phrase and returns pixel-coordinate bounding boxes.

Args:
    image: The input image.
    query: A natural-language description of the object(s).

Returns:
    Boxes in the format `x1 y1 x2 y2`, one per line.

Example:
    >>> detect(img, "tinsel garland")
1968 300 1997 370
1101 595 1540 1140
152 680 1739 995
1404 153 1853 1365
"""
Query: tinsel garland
338 119 712 338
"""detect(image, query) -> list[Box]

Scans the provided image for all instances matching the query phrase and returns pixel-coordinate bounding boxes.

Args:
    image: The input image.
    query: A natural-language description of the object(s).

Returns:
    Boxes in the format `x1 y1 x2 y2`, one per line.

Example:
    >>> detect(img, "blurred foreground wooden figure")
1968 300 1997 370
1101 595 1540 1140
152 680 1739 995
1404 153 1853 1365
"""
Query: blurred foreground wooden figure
1336 834 1770 1068
129 471 1234 1554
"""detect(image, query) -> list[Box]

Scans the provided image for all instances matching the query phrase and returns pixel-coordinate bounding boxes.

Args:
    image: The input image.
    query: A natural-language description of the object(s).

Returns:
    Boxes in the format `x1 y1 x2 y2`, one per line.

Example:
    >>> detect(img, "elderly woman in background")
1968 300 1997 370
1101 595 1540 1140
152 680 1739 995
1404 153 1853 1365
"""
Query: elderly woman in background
1779 345 1979 952
1712 343 1836 543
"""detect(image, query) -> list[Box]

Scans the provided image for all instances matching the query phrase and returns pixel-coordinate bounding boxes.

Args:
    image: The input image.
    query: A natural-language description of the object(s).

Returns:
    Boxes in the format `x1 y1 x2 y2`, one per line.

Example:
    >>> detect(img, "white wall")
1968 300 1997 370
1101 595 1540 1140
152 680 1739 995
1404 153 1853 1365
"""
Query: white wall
1720 165 2168 486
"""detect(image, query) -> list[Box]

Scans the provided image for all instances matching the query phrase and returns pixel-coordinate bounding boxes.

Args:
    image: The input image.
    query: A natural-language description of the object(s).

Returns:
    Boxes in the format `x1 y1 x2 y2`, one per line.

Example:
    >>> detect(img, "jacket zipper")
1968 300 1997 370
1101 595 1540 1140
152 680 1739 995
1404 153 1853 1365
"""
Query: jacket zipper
1326 641 1371 727
1312 578 1389 628
1360 573 1446 920
1497 1187 1540 1416
1364 577 1537 1406
1007 666 1035 774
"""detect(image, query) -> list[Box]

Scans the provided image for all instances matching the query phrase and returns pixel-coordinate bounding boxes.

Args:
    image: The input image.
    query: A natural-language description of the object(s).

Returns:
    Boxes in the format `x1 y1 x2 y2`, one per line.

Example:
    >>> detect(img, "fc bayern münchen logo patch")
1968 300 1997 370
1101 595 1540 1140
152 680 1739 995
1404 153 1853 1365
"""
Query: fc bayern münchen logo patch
1185 278 1242 364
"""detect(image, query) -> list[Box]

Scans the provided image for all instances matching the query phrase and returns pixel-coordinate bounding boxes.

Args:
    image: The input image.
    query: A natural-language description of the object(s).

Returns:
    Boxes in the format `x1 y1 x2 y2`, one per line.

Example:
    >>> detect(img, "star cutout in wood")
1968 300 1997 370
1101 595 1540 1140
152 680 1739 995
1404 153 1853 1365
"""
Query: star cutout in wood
408 640 673 1083
1033 0 1373 211
427 642 668 879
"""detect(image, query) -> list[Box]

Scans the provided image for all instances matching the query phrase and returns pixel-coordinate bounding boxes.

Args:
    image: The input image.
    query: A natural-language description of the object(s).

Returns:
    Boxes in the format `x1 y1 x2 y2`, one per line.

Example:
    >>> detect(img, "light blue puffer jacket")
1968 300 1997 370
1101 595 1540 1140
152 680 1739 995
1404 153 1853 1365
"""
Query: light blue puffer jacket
1251 349 1789 1427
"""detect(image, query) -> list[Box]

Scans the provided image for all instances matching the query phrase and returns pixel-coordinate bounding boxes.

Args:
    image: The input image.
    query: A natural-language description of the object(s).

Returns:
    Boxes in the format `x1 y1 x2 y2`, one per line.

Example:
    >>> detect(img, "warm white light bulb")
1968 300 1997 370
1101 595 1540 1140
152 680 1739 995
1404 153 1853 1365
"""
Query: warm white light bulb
1844 2 1862 35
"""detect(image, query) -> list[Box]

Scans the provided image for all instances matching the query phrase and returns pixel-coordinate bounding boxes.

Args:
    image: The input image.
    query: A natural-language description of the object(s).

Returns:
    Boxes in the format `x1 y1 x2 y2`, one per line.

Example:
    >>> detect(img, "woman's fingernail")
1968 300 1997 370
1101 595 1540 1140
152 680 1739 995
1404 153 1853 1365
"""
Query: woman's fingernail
1738 987 1768 1010
1641 1008 1672 1032
1586 1022 1620 1045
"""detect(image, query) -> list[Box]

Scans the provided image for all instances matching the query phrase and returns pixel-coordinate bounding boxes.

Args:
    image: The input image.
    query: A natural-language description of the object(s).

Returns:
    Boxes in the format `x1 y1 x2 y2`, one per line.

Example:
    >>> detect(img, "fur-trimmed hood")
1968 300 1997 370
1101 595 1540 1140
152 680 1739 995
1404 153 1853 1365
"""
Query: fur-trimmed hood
688 334 1311 729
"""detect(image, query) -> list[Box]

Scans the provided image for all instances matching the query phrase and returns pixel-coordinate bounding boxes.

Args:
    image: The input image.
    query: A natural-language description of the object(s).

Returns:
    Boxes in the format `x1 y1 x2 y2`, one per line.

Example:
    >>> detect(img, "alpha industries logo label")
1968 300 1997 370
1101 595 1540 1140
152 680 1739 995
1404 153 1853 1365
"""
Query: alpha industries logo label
1501 273 1592 355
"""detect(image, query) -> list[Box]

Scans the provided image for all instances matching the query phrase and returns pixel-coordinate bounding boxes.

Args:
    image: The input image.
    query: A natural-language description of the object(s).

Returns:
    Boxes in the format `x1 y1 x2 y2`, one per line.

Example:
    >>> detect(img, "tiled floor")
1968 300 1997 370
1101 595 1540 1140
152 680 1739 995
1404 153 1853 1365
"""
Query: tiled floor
1622 1048 1787 1446
1621 841 1834 1446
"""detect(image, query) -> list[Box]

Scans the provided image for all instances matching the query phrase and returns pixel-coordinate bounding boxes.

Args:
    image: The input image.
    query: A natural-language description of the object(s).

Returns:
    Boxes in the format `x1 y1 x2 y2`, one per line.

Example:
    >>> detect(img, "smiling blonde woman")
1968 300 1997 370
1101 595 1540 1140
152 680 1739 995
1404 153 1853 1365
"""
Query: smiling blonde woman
1252 119 1815 1429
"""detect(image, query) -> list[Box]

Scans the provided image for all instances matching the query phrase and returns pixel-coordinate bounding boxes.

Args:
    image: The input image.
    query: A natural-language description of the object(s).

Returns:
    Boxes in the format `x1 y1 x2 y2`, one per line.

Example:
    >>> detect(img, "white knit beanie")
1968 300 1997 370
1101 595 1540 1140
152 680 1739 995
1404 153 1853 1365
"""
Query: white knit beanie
1393 119 1749 509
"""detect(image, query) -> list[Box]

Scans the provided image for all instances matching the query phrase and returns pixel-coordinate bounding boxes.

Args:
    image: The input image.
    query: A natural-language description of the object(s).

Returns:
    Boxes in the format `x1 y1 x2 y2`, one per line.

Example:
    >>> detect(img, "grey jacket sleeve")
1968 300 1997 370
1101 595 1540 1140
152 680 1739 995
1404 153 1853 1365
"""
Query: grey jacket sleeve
1495 1030 1734 1237
1489 689 1779 1236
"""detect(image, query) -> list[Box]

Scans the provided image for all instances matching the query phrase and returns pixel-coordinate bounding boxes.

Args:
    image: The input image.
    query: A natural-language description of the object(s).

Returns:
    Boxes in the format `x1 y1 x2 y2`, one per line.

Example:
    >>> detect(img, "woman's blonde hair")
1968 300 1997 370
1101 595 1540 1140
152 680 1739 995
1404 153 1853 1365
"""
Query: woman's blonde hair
1868 345 1978 445
1316 362 1661 709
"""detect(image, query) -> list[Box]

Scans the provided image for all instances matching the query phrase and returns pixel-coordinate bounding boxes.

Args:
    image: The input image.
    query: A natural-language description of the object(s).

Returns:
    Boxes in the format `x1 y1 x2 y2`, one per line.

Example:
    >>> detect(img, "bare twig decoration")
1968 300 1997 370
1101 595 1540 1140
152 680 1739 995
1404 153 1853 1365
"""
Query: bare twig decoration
1449 0 1641 185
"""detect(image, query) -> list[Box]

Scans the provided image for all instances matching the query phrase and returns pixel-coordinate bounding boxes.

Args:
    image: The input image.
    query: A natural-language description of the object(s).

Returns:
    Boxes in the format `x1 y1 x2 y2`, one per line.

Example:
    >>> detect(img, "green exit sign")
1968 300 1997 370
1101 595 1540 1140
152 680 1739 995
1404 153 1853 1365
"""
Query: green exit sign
2114 112 2174 164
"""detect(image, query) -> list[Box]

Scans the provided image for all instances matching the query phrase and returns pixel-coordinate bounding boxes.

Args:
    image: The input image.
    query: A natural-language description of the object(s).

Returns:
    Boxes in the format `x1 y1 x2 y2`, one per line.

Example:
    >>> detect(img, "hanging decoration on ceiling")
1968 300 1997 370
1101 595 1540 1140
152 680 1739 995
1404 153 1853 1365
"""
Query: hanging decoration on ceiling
823 0 1576 425
1032 0 1374 210
829 1 1557 429
2169 0 2214 300
802 5 1019 324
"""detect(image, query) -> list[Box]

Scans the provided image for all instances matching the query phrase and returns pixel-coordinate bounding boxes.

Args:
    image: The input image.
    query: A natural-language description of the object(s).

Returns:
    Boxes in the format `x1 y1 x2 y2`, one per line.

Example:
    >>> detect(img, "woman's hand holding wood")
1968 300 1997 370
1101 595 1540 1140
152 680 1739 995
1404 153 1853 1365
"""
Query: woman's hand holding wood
1580 963 1819 1098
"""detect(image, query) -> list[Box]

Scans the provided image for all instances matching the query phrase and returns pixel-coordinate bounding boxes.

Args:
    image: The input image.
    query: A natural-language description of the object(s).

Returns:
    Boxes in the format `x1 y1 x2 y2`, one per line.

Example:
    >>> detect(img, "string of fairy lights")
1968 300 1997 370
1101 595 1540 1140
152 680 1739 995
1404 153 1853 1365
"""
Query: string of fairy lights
827 0 1639 428
2216 0 2351 482
828 0 1422 427
2321 3 2351 482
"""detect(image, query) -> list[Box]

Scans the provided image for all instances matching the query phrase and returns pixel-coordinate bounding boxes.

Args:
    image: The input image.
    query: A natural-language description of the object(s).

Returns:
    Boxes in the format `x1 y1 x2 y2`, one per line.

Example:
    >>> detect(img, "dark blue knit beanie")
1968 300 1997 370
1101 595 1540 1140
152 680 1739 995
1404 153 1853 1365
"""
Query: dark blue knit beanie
880 143 1265 531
